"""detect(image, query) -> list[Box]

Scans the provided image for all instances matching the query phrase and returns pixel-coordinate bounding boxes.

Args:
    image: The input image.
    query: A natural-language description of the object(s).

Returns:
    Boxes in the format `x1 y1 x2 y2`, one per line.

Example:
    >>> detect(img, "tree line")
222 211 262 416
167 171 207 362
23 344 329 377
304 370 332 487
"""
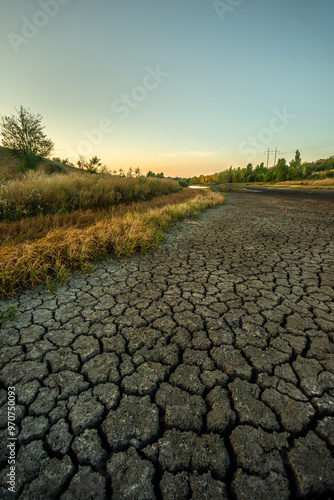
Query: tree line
189 151 334 185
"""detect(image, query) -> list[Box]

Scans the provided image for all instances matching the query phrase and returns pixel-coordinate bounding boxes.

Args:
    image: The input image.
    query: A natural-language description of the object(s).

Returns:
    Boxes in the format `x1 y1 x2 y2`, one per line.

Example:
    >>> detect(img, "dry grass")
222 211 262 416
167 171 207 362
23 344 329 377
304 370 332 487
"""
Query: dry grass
0 189 198 245
0 189 224 297
0 170 181 220
273 178 334 189
215 179 334 190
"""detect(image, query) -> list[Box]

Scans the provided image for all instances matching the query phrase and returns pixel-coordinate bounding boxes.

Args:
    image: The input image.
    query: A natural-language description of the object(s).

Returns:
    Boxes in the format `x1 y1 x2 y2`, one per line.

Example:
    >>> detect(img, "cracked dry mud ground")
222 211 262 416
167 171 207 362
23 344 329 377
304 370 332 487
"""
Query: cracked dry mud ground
1 188 334 499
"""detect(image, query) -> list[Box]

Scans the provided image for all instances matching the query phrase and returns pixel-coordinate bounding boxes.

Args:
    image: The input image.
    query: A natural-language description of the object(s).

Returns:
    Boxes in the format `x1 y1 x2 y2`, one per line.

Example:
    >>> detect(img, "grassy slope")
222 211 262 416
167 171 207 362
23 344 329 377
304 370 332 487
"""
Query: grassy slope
0 146 77 181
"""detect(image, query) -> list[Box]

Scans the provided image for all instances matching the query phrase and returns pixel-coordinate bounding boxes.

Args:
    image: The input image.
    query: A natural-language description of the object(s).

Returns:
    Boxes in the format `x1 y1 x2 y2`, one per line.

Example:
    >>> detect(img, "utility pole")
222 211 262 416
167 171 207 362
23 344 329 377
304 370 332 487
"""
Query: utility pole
273 147 280 167
264 148 276 168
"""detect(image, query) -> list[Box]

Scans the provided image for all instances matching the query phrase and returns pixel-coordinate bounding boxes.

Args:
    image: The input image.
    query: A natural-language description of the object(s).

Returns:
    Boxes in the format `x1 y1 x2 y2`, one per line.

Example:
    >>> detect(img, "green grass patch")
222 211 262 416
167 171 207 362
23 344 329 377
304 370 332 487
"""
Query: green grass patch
0 305 17 327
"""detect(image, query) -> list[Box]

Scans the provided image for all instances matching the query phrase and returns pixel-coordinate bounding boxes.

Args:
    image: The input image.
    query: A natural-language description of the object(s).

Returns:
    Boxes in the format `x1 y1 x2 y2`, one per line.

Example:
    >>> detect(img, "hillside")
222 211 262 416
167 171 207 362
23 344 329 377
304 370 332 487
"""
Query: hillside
0 146 77 182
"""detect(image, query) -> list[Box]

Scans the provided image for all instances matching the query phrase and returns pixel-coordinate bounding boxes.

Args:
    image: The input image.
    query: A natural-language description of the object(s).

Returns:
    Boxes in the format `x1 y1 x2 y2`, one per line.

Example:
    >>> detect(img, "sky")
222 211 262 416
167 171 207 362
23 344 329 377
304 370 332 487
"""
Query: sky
0 0 333 178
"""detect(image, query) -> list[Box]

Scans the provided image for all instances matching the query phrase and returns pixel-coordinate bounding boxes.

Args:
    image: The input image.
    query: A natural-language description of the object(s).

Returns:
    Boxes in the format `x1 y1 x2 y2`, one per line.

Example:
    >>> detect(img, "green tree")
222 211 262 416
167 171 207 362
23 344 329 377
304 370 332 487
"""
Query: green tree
275 158 288 181
77 155 107 174
0 106 54 170
146 170 156 177
134 167 141 178
147 171 164 178
232 167 241 183
244 163 254 182
289 150 302 180
253 162 267 182
225 167 234 183
301 162 312 179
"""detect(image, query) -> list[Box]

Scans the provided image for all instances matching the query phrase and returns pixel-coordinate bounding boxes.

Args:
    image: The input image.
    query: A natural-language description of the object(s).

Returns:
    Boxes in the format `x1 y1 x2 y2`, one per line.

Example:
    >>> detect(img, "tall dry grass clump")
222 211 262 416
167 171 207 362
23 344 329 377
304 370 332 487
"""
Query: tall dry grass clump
0 190 223 296
0 171 180 220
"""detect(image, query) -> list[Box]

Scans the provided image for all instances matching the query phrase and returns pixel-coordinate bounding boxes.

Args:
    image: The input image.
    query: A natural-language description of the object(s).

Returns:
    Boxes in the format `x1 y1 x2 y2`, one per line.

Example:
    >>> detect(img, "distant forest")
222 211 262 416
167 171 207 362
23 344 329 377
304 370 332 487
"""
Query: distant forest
186 151 334 185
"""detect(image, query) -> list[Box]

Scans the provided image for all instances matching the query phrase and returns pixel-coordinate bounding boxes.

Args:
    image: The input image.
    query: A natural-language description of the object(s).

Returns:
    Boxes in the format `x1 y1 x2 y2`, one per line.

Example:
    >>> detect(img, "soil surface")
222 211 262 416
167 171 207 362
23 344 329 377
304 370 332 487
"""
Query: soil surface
1 187 334 499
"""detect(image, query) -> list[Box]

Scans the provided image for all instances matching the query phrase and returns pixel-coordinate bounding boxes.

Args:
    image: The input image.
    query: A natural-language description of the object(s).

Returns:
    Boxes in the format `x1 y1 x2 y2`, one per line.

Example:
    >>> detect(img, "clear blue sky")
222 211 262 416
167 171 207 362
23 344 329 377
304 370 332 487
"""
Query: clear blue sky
1 0 333 177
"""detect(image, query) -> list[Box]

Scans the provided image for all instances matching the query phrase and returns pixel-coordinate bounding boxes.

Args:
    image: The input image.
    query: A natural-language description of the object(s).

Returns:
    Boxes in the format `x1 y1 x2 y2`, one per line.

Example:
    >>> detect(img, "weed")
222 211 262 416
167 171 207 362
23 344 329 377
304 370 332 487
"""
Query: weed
45 278 59 294
0 305 17 327
79 263 96 274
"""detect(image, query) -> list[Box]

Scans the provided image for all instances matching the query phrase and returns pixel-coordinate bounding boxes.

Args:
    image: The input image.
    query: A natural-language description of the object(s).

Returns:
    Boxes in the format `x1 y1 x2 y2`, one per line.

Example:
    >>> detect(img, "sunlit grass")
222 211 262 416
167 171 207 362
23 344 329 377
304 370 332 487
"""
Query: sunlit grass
0 170 181 220
273 178 334 189
0 189 224 297
0 189 199 245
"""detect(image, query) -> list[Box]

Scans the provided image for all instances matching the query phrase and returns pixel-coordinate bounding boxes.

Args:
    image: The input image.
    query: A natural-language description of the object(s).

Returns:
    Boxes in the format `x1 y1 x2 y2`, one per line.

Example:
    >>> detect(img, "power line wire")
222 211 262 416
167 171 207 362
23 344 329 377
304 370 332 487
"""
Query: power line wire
280 141 334 155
